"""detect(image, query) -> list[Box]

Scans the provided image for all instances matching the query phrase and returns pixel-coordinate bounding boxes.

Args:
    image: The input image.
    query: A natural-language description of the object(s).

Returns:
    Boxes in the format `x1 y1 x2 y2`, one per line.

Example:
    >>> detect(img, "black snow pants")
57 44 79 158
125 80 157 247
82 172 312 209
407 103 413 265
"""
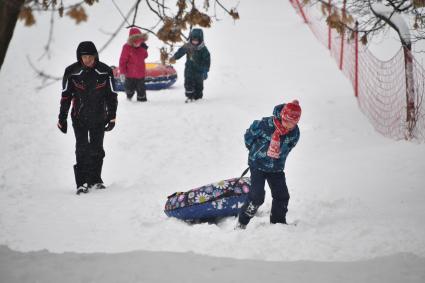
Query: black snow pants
125 77 146 101
184 74 204 100
238 168 290 226
73 122 105 188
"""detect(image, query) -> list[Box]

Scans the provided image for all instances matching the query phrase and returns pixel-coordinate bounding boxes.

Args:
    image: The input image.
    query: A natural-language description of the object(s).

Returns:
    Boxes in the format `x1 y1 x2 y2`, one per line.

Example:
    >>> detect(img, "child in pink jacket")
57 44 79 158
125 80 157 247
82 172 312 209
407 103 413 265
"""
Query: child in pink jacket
119 27 149 102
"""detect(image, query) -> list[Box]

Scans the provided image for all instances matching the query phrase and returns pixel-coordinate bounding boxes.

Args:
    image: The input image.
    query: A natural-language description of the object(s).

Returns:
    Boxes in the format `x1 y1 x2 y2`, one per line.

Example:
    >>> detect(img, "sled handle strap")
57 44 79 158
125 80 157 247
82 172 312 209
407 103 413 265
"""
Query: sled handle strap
167 192 183 199
232 167 250 186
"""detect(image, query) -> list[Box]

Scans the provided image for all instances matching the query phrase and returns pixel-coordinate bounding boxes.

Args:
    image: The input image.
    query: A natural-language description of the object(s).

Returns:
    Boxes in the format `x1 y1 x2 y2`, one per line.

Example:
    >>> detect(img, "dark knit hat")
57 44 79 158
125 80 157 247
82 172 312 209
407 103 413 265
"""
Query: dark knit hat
76 41 98 61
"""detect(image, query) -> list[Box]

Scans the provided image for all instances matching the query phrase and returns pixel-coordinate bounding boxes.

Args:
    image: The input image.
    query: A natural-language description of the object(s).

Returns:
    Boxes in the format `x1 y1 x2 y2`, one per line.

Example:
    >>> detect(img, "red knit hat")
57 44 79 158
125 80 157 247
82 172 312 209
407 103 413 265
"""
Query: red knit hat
129 27 141 36
281 100 301 124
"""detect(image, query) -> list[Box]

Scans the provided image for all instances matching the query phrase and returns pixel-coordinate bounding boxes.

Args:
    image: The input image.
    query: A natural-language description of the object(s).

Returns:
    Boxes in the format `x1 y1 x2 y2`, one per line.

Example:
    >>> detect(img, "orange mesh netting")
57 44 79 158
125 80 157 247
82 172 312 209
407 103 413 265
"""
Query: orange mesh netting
289 0 425 141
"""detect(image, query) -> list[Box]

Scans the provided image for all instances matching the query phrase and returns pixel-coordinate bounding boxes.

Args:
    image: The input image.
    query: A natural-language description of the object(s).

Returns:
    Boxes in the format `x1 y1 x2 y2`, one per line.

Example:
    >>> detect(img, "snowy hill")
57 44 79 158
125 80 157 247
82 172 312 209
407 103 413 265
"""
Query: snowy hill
0 0 425 282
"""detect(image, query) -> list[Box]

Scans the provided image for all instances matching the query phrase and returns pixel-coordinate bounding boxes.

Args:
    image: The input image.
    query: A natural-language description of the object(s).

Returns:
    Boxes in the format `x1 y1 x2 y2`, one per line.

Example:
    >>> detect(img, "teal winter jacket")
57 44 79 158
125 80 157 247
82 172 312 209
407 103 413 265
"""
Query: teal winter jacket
173 29 210 79
245 104 300 172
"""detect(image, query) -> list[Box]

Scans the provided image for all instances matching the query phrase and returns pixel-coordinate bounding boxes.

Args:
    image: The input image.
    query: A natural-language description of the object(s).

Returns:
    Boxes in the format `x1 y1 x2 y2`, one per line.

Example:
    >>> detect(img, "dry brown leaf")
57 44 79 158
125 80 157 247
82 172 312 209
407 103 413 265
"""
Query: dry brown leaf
19 7 36 27
160 47 169 65
84 0 99 6
361 34 368 45
184 8 211 28
321 3 331 16
157 18 183 43
230 8 240 20
326 11 346 35
58 6 64 17
177 0 187 11
66 6 88 24
413 0 425 8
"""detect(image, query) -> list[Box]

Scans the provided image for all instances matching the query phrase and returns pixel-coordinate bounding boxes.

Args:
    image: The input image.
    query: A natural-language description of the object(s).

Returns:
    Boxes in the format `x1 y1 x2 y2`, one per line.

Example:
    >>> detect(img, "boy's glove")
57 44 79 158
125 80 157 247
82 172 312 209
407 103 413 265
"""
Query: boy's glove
169 57 176 64
202 71 208 80
57 119 67 134
119 74 125 83
105 119 116 132
141 43 148 50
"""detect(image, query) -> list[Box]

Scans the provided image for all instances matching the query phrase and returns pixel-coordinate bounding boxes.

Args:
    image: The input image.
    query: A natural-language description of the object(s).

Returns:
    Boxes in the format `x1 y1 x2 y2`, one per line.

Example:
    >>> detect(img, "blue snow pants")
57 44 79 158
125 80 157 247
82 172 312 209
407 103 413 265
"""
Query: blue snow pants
238 168 290 226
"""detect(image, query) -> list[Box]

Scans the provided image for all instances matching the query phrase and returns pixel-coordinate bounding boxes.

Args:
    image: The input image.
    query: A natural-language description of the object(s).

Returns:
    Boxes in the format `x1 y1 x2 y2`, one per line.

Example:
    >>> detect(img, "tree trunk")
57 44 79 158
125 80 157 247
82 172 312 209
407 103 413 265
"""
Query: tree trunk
0 0 25 71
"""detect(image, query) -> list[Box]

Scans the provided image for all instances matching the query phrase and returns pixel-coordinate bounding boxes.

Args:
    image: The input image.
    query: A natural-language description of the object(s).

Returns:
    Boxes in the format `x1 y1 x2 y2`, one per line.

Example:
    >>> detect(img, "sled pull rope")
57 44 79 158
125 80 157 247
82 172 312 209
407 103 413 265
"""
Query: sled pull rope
232 167 250 187
218 167 250 199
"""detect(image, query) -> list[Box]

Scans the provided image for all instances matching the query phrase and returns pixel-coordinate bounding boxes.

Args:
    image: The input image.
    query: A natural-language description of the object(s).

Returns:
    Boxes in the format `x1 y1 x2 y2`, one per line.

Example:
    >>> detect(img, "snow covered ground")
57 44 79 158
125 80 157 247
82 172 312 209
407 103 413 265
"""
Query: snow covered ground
1 0 425 282
1 246 424 283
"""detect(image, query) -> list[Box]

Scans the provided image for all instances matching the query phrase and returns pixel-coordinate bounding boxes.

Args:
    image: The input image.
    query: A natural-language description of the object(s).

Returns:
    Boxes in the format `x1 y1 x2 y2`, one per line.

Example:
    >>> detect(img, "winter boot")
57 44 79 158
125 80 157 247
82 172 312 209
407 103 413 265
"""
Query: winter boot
76 183 89 195
270 214 287 225
234 221 247 230
137 93 147 102
91 183 106 190
238 201 260 227
88 158 103 188
126 91 134 100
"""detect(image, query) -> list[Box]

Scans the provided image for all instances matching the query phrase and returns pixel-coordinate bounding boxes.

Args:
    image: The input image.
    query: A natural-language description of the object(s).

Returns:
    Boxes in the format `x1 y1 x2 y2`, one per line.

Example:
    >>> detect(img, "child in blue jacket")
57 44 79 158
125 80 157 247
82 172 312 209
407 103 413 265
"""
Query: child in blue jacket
237 100 301 229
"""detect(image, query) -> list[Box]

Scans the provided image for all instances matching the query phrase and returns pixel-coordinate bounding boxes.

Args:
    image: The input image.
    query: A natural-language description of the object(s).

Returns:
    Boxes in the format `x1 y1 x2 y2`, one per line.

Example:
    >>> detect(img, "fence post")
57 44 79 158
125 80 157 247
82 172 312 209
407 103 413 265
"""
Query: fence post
403 45 416 138
354 21 359 97
328 0 332 50
294 0 308 23
339 0 347 70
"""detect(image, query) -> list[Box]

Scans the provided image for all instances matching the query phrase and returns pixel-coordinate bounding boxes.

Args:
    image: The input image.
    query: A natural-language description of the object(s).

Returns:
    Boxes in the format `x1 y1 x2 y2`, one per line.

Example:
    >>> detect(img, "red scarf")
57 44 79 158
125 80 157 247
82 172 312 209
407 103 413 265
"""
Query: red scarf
267 117 289 159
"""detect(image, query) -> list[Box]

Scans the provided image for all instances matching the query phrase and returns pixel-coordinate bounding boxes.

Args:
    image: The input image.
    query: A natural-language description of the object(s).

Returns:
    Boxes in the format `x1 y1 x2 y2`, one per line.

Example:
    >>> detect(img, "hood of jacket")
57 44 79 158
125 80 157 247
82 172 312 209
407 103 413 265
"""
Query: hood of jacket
127 27 148 46
189 28 204 43
76 41 99 65
272 103 286 121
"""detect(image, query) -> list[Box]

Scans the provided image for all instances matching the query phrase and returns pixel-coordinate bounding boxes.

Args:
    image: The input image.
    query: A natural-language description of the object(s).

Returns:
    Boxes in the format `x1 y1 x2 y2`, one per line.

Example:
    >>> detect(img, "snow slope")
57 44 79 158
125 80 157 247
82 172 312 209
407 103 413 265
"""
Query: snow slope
0 0 425 275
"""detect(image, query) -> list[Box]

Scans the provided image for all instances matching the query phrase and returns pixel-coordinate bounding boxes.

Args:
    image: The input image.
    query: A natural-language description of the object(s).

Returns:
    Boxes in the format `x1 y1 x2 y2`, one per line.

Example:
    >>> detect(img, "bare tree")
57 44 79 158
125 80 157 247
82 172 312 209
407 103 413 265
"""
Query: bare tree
0 0 26 70
0 0 240 72
307 0 425 48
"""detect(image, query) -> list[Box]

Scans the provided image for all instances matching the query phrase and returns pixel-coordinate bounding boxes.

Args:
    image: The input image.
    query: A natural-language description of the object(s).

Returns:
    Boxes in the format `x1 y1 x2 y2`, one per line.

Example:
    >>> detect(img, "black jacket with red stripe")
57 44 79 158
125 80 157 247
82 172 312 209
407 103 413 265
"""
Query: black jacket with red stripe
59 50 118 127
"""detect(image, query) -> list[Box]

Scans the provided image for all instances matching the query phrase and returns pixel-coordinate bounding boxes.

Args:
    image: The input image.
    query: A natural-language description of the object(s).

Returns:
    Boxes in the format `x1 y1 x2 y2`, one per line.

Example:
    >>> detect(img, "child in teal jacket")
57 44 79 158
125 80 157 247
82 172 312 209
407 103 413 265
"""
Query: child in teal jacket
237 100 301 229
170 28 210 102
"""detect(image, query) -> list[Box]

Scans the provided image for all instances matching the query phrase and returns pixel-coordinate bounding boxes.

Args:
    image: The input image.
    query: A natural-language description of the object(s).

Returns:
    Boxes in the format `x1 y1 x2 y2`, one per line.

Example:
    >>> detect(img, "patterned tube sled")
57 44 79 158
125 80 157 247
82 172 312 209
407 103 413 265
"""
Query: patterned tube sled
164 177 251 222
111 63 177 91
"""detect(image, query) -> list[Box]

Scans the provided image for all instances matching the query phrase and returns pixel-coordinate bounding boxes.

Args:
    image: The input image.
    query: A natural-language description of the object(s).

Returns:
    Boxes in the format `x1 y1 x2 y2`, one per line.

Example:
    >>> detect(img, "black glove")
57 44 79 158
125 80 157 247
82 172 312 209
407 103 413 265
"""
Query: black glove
105 120 115 132
57 120 67 134
141 43 148 50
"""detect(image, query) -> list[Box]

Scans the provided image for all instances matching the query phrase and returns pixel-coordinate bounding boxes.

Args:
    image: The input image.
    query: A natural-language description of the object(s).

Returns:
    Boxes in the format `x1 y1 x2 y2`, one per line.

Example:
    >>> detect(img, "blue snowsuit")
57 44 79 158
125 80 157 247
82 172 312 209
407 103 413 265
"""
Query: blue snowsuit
239 104 300 226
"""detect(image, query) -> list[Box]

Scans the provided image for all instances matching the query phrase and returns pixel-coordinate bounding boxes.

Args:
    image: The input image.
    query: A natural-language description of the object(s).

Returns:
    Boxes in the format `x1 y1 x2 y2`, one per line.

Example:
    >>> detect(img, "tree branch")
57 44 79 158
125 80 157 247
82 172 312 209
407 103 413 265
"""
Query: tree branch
26 55 61 90
145 0 164 20
132 0 142 26
38 9 55 60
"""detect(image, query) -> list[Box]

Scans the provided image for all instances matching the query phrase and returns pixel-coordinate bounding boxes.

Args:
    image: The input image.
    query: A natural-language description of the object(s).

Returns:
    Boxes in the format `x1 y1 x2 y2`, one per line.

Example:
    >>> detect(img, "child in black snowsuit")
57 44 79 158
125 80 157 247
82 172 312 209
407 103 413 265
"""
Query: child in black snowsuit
170 28 211 102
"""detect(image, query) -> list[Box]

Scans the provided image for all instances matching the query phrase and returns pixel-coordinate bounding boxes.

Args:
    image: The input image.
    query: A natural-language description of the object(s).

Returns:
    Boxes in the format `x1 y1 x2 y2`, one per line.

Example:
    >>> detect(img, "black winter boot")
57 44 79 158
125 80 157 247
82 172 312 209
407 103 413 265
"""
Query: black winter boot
270 215 287 225
238 201 260 227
